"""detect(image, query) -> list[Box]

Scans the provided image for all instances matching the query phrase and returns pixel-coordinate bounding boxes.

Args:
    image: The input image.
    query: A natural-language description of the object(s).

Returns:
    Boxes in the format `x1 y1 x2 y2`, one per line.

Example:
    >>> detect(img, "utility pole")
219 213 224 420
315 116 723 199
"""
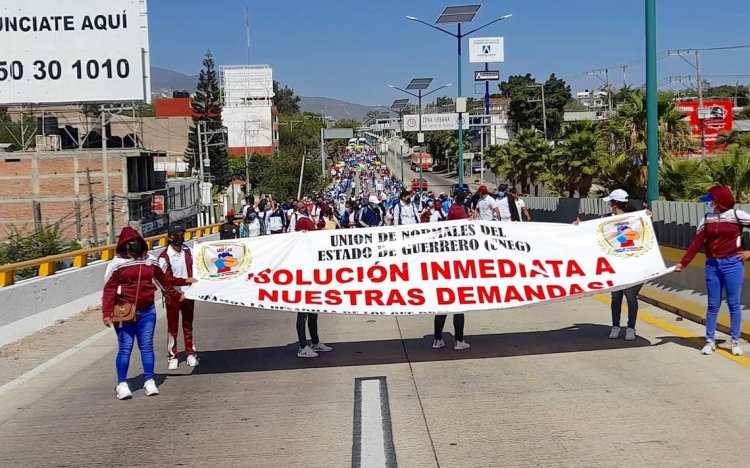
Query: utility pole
244 120 250 195
620 64 628 88
586 68 613 116
696 50 706 157
75 198 82 241
297 150 306 200
667 49 706 157
527 84 548 140
320 127 326 178
109 196 115 244
197 122 205 227
33 201 42 233
101 108 112 244
86 168 99 245
645 0 659 204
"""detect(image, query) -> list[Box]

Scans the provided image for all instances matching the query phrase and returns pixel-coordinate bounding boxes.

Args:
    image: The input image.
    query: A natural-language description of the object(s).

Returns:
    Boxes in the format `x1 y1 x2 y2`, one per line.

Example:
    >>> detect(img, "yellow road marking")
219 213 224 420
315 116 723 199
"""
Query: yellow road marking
593 294 750 369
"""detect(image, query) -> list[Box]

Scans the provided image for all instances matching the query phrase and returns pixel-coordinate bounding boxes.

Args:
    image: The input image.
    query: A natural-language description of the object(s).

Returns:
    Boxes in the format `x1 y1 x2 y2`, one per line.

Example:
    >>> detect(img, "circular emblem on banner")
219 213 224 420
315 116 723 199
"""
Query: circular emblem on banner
406 117 417 128
196 242 252 280
597 216 654 257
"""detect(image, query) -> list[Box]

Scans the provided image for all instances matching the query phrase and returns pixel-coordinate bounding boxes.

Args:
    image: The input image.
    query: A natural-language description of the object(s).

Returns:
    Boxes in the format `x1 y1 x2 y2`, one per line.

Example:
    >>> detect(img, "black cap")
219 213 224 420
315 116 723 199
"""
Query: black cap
168 224 185 236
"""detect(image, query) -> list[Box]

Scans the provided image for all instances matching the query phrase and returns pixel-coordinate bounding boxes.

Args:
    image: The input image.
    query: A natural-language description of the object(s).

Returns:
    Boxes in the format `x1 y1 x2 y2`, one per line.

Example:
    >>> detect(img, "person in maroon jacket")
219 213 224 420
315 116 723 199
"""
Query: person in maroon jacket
294 211 333 358
159 225 198 370
102 227 195 400
675 186 750 356
432 192 471 351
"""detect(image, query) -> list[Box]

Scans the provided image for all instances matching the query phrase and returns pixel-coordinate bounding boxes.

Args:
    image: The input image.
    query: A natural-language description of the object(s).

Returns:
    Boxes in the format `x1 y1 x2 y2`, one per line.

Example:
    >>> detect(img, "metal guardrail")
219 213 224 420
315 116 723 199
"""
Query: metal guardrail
0 224 222 287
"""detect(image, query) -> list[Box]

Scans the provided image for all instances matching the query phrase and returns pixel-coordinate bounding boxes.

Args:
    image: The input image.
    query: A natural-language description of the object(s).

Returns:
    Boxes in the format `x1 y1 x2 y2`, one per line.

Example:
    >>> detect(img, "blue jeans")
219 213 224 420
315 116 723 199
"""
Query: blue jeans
114 304 157 384
705 256 745 342
611 284 643 329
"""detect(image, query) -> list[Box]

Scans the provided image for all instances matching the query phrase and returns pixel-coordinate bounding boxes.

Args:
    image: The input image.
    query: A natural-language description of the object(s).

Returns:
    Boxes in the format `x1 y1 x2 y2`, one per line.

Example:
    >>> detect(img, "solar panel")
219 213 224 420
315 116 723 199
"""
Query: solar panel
391 99 410 110
406 78 433 90
442 5 481 15
436 4 481 24
377 112 391 119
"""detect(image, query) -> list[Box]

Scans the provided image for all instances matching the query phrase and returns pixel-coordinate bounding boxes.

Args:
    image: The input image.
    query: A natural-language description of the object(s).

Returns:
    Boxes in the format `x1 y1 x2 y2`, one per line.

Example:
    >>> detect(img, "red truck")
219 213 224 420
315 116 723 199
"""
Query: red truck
409 151 433 172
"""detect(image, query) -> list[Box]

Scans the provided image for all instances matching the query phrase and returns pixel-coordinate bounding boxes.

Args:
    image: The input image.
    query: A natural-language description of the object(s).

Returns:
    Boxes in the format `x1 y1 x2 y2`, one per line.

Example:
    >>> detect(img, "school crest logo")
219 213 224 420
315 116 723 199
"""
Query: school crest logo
196 242 252 280
597 216 654 257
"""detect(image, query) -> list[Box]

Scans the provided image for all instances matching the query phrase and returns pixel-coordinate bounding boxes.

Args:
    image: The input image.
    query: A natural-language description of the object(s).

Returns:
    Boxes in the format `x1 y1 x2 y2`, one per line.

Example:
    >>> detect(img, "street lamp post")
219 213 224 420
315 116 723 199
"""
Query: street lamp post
406 8 512 186
645 0 659 204
388 81 452 188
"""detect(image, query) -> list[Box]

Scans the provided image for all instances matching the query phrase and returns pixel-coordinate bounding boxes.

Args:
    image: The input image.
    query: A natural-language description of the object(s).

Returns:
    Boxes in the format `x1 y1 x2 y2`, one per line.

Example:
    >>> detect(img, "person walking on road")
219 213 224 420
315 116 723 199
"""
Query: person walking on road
357 195 383 228
499 188 531 222
102 227 195 400
475 185 501 221
159 225 199 370
264 198 288 235
219 212 239 240
601 189 643 341
432 194 470 351
294 213 334 358
675 186 750 356
394 189 420 225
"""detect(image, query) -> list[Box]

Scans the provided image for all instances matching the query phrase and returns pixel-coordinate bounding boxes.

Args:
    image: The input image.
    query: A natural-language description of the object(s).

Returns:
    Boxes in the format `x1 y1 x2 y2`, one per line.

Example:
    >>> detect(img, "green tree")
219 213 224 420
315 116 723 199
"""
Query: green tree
499 73 571 139
486 129 550 194
0 226 79 279
659 156 705 201
552 123 606 197
254 149 323 200
700 148 750 203
715 130 750 150
273 81 301 115
185 51 230 188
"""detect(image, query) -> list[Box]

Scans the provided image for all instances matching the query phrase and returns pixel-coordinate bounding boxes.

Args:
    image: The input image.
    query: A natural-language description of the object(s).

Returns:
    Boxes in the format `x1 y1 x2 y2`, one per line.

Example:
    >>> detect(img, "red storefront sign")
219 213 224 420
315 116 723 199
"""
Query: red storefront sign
675 100 733 154
152 195 165 214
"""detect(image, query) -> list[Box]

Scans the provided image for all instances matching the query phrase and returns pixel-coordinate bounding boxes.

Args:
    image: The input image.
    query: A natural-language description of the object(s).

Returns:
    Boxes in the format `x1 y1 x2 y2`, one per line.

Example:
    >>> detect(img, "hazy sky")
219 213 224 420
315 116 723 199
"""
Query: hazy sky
148 0 750 104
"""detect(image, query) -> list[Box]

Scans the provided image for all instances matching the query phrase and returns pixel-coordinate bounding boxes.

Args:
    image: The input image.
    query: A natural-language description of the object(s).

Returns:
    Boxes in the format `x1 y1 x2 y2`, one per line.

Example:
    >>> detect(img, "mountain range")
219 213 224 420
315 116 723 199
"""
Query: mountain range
150 67 374 121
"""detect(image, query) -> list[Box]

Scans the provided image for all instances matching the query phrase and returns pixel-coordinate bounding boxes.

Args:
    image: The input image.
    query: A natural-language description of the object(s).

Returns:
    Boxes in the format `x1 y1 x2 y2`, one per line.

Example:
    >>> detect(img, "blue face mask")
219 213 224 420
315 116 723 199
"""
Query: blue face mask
704 202 715 215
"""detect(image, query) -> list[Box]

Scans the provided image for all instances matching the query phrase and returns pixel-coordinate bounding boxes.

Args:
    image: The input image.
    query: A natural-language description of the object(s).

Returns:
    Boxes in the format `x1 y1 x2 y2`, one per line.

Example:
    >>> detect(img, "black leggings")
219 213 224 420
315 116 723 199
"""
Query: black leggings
296 313 319 348
611 284 643 329
434 314 465 341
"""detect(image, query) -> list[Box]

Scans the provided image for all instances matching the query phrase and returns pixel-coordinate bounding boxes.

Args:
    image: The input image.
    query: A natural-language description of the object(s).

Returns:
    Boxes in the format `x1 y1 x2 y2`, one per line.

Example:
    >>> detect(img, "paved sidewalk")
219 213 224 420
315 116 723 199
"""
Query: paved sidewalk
1 294 750 467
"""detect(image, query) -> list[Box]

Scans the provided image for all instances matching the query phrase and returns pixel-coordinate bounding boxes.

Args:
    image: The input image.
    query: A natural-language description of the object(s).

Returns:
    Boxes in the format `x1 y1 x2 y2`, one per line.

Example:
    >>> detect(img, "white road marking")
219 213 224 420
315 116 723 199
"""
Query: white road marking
0 328 110 398
360 379 387 467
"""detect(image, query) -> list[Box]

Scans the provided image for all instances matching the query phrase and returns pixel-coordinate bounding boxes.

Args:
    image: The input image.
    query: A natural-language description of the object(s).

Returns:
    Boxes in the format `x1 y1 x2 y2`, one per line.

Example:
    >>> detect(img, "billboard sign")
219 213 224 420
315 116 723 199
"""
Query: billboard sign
0 0 151 105
151 195 165 215
675 100 733 153
403 113 459 132
474 70 500 81
469 37 504 63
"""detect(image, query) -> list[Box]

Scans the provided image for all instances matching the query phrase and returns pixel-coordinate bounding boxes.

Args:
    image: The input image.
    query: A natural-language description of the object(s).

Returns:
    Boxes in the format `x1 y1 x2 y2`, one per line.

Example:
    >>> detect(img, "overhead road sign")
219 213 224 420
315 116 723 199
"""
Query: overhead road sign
474 70 500 81
0 0 151 105
403 113 459 132
469 37 505 63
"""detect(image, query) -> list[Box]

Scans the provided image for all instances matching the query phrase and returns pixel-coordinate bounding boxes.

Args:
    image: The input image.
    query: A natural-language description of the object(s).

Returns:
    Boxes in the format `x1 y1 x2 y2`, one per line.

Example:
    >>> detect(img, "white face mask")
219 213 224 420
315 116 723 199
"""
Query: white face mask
705 201 716 214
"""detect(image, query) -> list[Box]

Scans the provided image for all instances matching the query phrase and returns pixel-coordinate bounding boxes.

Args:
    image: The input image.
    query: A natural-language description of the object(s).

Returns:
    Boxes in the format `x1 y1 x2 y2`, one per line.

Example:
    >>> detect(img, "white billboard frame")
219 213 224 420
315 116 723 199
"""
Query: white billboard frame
0 0 151 105
469 37 505 63
221 65 273 108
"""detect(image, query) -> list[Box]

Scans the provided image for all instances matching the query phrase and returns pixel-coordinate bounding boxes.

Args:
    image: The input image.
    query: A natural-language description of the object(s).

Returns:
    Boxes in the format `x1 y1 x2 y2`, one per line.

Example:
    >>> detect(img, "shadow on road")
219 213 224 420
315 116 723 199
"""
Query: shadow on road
187 323 654 375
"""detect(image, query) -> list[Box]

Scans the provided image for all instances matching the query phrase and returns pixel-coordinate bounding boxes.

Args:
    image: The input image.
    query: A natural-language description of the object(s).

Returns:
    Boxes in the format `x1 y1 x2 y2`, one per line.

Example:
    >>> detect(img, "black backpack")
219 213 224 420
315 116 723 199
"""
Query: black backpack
219 222 239 240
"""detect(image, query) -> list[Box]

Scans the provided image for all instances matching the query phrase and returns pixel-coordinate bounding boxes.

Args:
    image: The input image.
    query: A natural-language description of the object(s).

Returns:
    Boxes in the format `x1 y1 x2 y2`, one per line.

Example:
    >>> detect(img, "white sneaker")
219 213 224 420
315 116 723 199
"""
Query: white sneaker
144 379 159 396
311 342 332 352
297 346 319 358
701 341 716 355
115 382 132 400
625 328 636 341
608 326 621 339
731 341 743 356
186 355 199 367
167 358 179 370
432 339 446 349
454 340 471 350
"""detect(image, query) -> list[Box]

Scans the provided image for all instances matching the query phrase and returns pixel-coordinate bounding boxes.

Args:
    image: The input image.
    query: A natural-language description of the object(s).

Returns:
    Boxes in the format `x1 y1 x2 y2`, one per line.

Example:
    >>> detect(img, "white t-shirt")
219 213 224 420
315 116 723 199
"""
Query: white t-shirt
498 197 526 222
246 220 262 237
394 202 420 225
476 195 499 221
429 210 444 223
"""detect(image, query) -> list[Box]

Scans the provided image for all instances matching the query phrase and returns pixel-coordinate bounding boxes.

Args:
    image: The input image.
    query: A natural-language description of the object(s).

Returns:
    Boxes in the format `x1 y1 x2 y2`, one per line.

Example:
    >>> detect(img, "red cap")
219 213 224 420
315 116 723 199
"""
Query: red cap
477 185 488 194
226 211 235 218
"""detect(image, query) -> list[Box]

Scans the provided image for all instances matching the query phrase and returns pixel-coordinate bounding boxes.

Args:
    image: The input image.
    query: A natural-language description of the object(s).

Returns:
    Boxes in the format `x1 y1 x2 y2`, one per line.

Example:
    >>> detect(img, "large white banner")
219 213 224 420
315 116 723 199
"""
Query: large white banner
186 213 670 314
0 0 150 104
469 37 505 63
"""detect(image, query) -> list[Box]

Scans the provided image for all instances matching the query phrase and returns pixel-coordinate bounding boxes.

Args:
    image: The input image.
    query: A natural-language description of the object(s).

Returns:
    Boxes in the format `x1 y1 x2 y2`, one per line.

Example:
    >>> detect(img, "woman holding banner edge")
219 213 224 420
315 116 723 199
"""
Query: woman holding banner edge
674 186 750 356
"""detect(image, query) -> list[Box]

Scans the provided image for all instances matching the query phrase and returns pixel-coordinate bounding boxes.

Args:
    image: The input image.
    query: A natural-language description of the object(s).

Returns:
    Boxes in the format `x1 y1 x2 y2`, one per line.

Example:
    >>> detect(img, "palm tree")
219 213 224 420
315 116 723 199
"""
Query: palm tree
700 148 750 203
715 130 750 150
554 128 606 197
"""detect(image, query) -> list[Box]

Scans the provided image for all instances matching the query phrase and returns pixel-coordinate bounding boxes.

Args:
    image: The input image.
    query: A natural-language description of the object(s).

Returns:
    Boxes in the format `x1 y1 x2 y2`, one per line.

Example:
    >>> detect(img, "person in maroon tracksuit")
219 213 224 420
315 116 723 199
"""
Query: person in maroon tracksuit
159 225 198 370
432 192 471 351
102 227 194 400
